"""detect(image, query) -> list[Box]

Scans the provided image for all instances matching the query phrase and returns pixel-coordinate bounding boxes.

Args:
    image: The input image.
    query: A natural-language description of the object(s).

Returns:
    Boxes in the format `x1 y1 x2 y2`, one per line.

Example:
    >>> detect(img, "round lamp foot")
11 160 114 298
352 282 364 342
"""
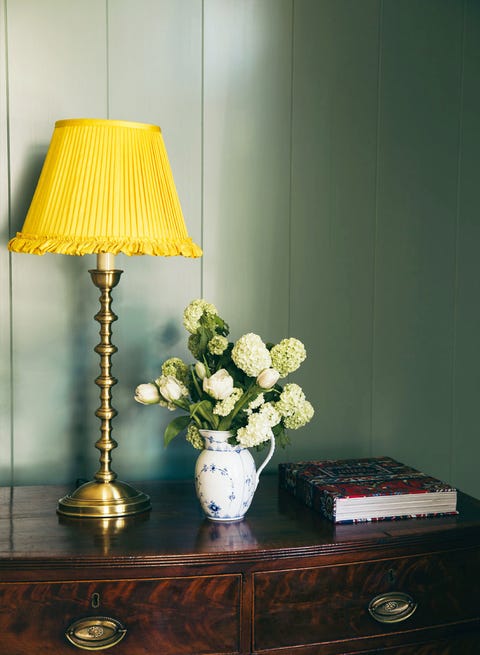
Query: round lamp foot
57 480 151 518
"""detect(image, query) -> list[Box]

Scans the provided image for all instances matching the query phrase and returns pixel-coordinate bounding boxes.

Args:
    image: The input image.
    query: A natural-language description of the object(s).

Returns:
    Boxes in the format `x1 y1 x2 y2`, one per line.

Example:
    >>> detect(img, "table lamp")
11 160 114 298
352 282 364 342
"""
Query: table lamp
8 118 202 518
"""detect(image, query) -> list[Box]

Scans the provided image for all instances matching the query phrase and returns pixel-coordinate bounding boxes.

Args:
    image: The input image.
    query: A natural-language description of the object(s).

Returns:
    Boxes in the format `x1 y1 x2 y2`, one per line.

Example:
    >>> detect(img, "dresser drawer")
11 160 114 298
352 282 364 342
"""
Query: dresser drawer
253 548 480 651
0 574 241 655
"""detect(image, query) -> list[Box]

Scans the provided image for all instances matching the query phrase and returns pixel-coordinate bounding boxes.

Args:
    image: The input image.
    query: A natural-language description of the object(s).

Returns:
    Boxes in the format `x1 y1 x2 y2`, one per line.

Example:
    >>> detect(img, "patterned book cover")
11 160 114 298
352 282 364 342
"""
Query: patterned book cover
278 457 458 523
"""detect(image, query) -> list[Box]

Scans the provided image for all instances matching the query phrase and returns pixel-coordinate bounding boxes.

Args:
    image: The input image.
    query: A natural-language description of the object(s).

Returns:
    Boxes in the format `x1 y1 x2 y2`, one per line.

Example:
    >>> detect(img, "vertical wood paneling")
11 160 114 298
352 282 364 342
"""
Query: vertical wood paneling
7 0 108 484
0 0 12 483
203 0 292 343
372 0 464 480
107 0 203 480
1 0 479 498
452 0 480 497
290 0 380 460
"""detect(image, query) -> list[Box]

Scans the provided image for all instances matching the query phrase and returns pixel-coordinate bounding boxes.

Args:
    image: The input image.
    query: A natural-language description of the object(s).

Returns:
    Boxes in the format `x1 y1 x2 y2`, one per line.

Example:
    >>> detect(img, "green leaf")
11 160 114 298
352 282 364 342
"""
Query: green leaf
164 415 191 447
197 326 210 356
190 399 217 428
191 365 204 400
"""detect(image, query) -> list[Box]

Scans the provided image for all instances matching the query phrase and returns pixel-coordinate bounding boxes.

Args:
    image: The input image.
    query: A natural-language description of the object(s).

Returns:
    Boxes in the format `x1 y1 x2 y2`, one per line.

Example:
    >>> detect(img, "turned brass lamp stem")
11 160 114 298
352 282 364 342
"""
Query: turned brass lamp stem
91 268 121 484
57 254 151 518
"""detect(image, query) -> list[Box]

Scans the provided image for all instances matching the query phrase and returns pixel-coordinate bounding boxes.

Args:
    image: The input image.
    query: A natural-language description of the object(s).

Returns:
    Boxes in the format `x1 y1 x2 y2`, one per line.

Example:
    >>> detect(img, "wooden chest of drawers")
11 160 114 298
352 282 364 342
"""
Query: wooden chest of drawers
1 477 480 654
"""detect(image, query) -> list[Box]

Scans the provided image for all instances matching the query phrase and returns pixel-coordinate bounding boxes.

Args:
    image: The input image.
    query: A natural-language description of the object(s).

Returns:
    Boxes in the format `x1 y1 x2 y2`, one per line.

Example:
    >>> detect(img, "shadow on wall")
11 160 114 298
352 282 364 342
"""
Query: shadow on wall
2 145 47 240
63 263 188 482
65 257 96 481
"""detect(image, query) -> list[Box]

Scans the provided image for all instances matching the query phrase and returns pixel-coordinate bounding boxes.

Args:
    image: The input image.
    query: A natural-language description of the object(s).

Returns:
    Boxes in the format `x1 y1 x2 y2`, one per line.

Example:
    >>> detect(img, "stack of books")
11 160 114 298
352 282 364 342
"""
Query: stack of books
279 456 458 524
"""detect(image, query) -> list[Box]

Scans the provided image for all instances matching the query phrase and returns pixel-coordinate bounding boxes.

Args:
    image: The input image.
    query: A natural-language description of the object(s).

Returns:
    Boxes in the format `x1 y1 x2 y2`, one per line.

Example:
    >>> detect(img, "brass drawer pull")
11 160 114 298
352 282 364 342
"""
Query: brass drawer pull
368 592 417 624
65 616 127 650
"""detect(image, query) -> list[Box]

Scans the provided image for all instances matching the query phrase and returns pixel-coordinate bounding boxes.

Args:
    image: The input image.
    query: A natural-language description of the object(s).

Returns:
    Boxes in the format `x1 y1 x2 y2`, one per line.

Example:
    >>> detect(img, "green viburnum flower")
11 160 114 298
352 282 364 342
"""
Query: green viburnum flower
283 400 315 429
161 357 190 388
183 299 218 334
270 338 307 378
259 401 281 427
276 383 314 430
237 413 273 448
186 423 204 450
247 393 265 413
231 333 271 377
208 334 229 355
213 388 243 417
276 383 306 417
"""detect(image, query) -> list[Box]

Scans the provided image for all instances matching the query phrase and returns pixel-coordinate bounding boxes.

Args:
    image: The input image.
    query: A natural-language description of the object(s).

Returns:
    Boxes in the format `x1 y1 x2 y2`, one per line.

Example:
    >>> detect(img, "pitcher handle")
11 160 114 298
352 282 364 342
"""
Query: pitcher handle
255 435 276 488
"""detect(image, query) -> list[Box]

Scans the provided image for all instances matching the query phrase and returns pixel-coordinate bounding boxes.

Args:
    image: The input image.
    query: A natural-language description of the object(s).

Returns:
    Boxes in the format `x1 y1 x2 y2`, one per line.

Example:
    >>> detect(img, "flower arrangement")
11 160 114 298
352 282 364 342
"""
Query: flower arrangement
135 299 314 450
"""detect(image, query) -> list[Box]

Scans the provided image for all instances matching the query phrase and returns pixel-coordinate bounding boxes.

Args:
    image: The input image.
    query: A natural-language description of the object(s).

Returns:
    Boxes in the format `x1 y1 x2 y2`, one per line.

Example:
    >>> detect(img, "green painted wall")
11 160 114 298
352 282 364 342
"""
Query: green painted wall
1 0 479 498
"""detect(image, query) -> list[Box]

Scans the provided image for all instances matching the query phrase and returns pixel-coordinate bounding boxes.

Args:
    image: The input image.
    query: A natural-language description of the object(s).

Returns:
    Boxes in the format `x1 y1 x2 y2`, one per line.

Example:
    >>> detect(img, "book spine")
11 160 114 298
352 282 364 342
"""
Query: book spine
279 464 336 521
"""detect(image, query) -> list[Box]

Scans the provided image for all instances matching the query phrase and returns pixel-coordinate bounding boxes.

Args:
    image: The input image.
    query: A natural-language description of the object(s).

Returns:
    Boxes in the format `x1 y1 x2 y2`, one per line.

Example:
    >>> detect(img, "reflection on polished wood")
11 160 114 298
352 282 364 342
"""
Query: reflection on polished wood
3 476 480 562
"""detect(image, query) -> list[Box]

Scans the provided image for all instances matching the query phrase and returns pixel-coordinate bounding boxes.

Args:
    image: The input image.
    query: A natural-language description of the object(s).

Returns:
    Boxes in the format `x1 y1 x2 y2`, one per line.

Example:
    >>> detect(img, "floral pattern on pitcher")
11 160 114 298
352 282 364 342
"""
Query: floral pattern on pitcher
195 430 267 521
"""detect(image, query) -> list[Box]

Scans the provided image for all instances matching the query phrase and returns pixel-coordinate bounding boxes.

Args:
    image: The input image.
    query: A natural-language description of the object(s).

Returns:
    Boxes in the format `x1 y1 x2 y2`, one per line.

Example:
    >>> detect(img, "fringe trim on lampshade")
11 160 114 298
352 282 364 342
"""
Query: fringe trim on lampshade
8 234 202 258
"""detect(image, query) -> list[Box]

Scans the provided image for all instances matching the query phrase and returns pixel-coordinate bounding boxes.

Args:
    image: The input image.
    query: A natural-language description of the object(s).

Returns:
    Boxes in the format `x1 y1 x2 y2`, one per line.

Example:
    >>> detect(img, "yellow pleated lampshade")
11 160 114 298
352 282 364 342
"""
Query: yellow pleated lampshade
8 118 202 258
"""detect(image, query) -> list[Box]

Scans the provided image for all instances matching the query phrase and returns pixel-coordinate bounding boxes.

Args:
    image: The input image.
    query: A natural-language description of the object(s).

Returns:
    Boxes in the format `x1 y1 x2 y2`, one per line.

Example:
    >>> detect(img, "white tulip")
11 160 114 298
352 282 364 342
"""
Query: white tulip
195 361 207 380
256 368 280 389
203 369 234 400
157 375 184 403
134 383 161 405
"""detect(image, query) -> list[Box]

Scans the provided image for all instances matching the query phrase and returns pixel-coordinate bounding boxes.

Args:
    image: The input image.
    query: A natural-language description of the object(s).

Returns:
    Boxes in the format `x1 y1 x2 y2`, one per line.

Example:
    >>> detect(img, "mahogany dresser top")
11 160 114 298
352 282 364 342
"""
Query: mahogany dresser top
1 475 479 571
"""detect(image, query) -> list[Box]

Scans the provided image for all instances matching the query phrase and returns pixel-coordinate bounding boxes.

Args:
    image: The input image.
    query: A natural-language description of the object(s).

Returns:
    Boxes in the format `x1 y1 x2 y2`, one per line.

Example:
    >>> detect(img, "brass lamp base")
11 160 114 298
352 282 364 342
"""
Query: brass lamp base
56 262 152 520
57 480 151 518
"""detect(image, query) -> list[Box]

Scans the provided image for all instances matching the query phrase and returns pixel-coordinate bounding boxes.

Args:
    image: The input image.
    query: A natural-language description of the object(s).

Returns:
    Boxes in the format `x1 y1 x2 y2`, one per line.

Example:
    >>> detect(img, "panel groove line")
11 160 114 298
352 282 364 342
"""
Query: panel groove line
287 0 295 338
450 0 467 485
370 0 384 456
0 0 13 485
105 0 110 118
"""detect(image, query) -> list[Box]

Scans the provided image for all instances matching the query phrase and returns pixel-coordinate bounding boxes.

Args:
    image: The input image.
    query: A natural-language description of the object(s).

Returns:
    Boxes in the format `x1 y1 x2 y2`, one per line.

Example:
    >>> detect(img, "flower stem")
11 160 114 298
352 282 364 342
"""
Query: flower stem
218 383 259 430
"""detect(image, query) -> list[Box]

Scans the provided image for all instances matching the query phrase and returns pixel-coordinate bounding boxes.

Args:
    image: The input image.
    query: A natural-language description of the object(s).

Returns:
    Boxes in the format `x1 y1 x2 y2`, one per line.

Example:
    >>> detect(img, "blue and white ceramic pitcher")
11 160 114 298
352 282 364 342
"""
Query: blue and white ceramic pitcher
194 430 275 522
